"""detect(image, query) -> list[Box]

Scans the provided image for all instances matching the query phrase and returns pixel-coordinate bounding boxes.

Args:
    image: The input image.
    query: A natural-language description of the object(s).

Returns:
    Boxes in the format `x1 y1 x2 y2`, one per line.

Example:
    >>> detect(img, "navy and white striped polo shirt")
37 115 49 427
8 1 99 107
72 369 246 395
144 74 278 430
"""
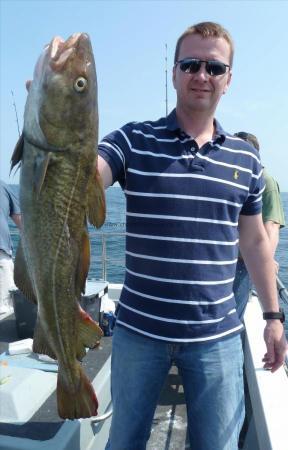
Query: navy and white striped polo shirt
98 109 264 343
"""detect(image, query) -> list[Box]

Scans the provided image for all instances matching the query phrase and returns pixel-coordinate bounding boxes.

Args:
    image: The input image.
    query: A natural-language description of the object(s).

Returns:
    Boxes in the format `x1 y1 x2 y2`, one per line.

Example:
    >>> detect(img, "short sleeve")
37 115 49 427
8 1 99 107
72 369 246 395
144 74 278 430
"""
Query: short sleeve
262 171 286 227
8 186 21 216
98 124 133 189
240 160 265 216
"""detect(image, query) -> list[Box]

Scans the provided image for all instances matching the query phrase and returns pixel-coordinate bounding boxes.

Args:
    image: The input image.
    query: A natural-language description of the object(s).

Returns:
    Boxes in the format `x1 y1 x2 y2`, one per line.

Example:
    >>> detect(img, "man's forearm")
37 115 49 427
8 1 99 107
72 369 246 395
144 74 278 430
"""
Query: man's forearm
241 244 279 312
264 220 280 256
239 226 279 312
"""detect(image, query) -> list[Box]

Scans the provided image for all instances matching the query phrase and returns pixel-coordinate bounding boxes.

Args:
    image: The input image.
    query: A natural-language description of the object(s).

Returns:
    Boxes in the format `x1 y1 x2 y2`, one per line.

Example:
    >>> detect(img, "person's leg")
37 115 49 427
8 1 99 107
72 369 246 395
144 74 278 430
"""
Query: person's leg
233 259 250 321
0 253 15 314
105 324 172 450
177 334 244 450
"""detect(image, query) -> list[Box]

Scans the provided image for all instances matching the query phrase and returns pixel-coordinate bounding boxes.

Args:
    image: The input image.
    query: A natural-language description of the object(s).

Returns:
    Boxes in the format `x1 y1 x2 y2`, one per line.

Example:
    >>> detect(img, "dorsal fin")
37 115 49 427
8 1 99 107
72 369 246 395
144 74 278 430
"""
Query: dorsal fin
10 133 24 174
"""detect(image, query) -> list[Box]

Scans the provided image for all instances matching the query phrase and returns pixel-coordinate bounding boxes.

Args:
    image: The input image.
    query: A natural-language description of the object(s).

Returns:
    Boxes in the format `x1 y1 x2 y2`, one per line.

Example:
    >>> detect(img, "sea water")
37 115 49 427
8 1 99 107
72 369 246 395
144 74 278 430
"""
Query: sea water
8 186 288 334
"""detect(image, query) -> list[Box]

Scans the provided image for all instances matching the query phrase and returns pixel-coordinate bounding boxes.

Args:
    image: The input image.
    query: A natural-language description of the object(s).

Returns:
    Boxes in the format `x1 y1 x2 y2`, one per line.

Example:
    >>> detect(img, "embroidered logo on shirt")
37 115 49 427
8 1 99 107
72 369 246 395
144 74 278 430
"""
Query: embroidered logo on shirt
233 170 239 180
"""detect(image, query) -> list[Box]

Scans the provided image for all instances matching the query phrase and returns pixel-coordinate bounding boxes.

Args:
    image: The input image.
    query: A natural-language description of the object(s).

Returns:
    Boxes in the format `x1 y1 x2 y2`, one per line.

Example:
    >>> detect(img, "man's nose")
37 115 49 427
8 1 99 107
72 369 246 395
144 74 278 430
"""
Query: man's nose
194 63 209 80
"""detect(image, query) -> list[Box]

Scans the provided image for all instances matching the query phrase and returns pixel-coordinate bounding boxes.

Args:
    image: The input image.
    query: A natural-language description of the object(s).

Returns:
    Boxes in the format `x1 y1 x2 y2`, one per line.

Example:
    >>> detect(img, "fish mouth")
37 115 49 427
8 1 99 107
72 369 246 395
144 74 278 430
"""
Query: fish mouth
48 33 90 71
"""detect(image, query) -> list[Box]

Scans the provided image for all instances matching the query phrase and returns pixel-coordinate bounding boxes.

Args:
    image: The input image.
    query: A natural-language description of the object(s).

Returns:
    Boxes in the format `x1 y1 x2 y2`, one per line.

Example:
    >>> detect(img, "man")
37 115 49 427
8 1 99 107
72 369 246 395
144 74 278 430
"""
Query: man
0 180 21 313
98 22 287 450
233 132 286 321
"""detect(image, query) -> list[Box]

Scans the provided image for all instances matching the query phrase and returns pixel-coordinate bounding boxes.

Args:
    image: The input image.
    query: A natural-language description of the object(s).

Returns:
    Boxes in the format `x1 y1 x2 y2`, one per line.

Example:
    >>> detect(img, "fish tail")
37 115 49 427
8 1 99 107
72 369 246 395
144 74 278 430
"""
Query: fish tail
57 366 98 419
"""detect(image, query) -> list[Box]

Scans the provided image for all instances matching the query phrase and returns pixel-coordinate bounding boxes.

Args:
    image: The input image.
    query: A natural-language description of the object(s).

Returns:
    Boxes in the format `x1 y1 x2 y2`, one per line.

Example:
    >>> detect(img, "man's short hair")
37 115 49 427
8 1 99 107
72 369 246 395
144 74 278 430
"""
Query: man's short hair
234 132 260 151
174 22 234 67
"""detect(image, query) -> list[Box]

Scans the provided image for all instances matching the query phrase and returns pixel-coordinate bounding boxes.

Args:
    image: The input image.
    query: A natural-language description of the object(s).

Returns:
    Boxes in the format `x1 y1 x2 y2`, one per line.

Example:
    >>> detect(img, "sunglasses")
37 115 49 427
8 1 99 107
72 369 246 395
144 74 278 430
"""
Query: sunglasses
175 58 230 76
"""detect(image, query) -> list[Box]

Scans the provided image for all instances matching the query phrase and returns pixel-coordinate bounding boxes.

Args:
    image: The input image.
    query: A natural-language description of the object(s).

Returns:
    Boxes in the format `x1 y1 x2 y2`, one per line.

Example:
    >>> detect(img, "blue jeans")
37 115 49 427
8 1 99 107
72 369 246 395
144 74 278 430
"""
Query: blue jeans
233 259 251 322
105 325 244 450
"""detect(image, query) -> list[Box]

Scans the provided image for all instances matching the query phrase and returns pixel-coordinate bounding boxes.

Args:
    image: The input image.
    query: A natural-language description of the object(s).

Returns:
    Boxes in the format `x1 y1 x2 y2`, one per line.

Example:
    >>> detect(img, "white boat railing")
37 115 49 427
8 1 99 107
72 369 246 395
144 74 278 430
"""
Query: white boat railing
90 231 125 280
243 292 288 450
100 232 125 280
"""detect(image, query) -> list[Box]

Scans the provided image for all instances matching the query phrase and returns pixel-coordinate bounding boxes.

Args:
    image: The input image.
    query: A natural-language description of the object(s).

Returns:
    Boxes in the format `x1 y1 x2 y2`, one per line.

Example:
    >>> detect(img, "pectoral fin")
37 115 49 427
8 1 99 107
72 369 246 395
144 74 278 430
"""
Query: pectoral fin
10 133 24 173
34 152 51 196
76 306 103 361
14 241 37 304
87 168 106 228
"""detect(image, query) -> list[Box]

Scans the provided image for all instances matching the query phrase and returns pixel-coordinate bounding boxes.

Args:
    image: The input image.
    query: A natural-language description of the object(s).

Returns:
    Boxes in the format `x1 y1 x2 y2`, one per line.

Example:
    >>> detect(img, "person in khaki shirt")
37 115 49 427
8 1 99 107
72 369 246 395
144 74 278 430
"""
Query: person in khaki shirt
262 166 286 261
233 131 286 321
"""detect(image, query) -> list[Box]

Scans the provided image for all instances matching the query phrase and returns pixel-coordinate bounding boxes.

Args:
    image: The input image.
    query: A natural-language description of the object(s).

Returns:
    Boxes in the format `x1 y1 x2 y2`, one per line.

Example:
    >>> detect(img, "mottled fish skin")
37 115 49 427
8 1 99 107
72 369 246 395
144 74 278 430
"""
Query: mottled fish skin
11 33 105 419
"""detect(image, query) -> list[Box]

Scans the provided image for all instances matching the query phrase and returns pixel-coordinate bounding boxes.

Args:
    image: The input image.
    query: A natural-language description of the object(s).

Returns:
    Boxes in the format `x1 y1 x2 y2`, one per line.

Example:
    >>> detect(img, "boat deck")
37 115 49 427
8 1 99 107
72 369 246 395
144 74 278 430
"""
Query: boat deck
148 365 189 449
0 311 112 443
1 284 288 450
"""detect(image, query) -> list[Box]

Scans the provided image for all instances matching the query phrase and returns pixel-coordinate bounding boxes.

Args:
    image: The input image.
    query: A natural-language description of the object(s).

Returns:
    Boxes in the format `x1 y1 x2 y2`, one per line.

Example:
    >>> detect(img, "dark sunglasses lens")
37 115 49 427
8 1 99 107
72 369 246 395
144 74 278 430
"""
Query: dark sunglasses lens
206 61 227 76
179 60 201 73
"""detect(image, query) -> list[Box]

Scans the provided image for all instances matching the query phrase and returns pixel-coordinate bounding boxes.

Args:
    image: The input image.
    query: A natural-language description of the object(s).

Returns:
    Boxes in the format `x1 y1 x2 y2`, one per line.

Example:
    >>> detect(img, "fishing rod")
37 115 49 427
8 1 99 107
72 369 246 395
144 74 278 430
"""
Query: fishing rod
11 90 21 137
251 274 288 306
165 43 168 117
277 275 288 306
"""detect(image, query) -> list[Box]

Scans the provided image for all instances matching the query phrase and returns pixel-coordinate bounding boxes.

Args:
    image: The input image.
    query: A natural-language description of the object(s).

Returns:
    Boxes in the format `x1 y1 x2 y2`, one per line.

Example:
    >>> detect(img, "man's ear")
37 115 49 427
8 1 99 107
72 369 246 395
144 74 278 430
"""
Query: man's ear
223 70 232 94
172 65 176 89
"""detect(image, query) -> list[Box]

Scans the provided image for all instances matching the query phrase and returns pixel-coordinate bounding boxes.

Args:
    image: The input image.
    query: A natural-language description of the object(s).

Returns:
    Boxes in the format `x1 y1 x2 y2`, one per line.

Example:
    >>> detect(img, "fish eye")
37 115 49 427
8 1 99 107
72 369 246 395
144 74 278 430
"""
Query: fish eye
74 77 88 92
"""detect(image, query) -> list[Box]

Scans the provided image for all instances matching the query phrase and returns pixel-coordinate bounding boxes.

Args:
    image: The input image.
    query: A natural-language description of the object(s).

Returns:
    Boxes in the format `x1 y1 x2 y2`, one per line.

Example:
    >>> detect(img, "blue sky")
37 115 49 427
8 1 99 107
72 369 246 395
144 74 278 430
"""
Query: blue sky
1 0 288 190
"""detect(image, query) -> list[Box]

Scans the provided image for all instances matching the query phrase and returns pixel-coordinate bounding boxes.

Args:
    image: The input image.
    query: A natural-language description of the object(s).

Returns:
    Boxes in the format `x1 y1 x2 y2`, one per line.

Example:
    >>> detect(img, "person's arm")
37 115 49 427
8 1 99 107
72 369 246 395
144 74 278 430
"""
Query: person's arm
264 220 280 256
8 186 21 229
262 173 285 257
238 213 287 372
97 155 113 189
11 213 21 229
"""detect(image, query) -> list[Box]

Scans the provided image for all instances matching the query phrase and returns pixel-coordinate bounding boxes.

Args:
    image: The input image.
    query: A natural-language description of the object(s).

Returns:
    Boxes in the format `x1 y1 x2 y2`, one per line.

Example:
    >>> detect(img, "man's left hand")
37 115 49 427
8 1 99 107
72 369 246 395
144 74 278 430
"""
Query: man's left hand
262 320 288 372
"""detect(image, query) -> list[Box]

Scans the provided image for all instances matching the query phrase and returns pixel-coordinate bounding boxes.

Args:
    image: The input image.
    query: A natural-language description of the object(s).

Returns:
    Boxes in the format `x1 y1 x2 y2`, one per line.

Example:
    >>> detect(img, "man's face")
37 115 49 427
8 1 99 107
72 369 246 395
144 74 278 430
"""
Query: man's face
173 34 232 115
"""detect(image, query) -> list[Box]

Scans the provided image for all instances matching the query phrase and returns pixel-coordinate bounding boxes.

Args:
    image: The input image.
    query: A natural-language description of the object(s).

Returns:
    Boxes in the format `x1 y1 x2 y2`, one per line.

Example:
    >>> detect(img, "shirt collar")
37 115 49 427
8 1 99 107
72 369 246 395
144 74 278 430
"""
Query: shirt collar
166 109 181 132
166 108 226 145
213 119 226 145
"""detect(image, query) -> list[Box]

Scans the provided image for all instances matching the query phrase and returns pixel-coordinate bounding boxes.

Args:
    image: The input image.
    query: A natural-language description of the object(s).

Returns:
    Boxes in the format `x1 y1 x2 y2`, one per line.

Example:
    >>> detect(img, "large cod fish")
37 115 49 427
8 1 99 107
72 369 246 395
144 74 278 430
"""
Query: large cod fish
11 33 105 419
